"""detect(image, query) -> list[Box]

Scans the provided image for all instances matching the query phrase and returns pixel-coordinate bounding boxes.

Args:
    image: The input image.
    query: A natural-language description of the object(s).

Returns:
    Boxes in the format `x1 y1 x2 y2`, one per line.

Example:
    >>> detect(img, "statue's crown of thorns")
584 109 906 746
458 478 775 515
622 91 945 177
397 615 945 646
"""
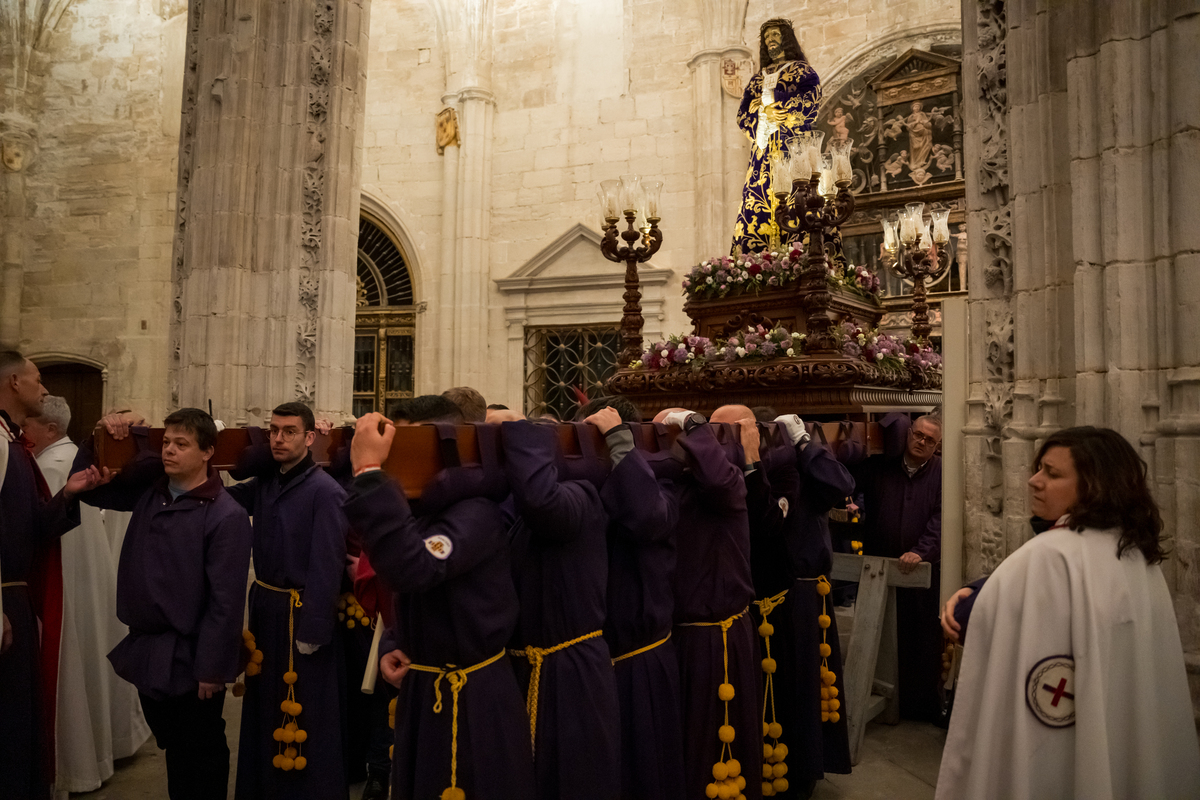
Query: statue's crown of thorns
760 18 795 36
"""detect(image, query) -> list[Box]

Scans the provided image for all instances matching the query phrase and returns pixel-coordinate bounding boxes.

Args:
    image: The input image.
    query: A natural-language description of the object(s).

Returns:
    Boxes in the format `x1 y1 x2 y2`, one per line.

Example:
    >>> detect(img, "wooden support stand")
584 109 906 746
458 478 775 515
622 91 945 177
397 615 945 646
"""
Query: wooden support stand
829 552 931 765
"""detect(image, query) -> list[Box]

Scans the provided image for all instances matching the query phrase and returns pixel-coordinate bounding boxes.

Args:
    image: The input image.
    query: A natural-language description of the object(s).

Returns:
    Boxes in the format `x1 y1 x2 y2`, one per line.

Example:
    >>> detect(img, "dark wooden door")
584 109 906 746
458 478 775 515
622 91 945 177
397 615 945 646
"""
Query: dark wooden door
36 362 104 444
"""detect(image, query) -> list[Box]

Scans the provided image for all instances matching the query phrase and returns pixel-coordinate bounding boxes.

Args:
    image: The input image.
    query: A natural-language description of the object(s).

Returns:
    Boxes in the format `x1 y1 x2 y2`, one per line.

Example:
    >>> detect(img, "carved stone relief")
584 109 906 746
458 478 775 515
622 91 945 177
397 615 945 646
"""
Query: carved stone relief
985 305 1013 382
296 1 335 405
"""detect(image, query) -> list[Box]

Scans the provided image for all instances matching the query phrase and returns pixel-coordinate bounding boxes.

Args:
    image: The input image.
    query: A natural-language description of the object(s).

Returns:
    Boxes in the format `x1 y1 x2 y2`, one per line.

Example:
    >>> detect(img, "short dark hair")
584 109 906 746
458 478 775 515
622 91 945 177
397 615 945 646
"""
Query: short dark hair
0 350 27 381
487 403 509 411
164 407 219 451
574 395 642 423
751 406 778 422
441 386 487 423
391 395 465 425
1034 426 1166 564
272 402 315 431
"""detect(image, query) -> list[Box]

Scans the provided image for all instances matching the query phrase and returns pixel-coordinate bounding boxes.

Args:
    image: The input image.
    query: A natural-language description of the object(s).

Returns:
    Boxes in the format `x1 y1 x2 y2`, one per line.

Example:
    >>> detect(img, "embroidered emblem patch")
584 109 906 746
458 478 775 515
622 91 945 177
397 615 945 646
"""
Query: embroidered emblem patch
778 497 790 518
1025 655 1075 728
423 534 453 560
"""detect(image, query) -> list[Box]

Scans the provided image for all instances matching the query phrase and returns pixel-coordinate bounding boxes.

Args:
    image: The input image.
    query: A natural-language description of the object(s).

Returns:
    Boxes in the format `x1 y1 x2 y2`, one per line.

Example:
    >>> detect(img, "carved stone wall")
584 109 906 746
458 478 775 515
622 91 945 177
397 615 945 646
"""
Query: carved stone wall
171 0 368 422
962 0 1200 709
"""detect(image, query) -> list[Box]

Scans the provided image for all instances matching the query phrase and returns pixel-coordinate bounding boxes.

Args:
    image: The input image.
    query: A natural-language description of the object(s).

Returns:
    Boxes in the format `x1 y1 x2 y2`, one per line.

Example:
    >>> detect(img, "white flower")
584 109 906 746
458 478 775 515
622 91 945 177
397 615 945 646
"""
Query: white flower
786 348 795 357
660 349 669 358
706 277 714 284
736 347 746 357
857 334 866 344
747 327 754 333
791 332 801 339
686 353 695 361
875 352 884 361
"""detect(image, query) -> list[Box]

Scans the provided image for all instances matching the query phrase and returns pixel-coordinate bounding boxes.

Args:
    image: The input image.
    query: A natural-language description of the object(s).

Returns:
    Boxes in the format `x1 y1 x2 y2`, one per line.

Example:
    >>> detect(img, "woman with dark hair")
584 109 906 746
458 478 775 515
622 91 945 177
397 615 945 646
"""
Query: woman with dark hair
732 18 821 254
936 427 1200 799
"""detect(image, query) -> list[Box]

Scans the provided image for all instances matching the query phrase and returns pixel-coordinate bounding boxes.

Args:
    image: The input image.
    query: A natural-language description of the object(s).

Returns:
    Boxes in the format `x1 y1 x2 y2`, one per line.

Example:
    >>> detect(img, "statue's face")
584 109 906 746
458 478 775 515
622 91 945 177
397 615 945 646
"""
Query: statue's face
1 140 26 172
764 27 784 60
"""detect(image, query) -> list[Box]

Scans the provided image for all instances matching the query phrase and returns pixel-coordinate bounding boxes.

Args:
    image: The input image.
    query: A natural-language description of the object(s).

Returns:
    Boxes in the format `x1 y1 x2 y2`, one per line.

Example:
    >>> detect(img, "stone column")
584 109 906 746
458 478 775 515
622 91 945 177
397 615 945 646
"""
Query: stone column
689 0 750 259
962 0 1200 700
431 0 495 393
171 0 369 423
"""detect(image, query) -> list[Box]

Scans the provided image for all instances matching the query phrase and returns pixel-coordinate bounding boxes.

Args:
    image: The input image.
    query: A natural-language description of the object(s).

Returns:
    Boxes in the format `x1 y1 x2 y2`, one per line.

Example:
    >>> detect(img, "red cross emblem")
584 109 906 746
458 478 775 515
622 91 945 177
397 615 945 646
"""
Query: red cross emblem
1026 655 1075 728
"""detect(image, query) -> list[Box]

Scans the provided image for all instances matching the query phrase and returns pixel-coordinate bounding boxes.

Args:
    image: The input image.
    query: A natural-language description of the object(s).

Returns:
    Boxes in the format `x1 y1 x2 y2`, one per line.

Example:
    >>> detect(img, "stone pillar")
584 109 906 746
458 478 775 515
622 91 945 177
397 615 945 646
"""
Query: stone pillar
171 0 369 423
962 0 1200 703
431 0 495 393
689 0 750 259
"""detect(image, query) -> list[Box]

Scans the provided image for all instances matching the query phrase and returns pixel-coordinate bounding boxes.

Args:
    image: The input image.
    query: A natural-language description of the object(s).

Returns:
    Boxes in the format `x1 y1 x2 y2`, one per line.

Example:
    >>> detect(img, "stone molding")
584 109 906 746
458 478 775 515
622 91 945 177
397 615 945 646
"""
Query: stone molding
494 223 672 294
820 23 962 102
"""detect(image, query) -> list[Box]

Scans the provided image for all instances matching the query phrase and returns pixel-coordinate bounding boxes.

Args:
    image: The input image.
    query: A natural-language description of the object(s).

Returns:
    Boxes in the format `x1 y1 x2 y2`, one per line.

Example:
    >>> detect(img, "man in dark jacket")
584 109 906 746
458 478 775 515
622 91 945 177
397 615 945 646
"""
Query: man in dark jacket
501 415 621 800
79 407 252 800
838 411 943 721
344 402 534 800
581 398 685 800
227 402 349 799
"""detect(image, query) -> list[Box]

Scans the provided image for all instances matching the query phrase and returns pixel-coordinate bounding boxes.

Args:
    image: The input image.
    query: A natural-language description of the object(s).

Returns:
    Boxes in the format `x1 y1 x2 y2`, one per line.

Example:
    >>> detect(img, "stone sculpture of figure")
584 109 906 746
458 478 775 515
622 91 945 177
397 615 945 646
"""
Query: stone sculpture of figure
905 101 933 170
732 18 821 255
831 107 853 141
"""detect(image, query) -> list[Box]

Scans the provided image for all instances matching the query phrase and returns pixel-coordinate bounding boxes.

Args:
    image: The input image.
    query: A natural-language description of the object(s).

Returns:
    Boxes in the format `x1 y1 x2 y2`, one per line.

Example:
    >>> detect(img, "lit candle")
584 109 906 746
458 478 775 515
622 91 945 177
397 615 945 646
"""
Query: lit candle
899 210 917 245
919 221 933 251
881 219 899 252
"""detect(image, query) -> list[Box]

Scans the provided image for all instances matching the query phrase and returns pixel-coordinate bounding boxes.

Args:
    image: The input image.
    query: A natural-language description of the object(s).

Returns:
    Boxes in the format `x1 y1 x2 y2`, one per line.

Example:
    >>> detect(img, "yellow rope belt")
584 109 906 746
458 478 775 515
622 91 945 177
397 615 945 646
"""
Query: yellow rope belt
678 607 748 781
0 581 29 588
797 576 839 728
509 629 604 756
254 580 307 770
611 632 671 665
409 650 507 800
755 591 788 792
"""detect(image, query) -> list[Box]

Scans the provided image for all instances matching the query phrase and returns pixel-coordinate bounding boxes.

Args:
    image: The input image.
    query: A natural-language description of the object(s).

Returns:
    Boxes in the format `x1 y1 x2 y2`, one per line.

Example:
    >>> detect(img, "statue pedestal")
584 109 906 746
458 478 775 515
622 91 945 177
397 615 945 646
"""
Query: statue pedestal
684 284 883 339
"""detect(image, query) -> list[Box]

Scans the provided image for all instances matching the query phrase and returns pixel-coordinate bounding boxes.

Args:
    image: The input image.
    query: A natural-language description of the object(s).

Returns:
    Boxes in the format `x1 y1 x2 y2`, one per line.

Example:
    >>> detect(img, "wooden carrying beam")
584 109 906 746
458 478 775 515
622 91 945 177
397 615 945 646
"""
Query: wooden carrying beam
93 420 882 498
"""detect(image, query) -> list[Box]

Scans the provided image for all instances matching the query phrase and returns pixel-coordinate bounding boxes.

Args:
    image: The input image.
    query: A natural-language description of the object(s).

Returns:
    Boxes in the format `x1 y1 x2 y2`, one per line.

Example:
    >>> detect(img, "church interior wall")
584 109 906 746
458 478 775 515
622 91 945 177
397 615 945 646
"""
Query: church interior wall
361 0 961 406
10 0 184 425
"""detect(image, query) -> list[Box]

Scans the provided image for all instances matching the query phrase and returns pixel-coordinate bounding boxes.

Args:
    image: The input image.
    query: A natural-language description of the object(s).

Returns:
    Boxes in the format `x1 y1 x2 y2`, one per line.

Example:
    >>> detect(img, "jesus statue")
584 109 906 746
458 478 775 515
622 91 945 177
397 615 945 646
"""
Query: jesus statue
731 18 822 255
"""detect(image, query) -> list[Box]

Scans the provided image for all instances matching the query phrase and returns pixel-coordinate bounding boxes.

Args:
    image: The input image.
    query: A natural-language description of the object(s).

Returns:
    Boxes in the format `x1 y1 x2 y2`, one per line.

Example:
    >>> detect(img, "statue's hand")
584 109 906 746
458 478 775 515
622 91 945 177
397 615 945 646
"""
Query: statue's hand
764 105 787 125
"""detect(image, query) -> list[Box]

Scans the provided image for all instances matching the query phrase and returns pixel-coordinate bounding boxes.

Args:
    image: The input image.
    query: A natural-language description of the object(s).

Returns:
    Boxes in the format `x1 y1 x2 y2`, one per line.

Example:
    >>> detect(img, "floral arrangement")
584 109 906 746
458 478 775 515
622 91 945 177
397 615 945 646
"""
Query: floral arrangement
634 333 713 371
631 320 941 377
682 248 882 302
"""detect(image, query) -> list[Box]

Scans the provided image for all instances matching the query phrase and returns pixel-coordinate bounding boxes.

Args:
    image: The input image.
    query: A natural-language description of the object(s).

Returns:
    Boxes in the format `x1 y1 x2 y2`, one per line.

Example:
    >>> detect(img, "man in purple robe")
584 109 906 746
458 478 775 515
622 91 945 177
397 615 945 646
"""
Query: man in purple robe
655 407 763 800
344 400 534 800
501 414 621 800
78 407 252 800
579 397 685 800
739 410 855 798
226 402 349 800
0 351 99 800
838 412 943 722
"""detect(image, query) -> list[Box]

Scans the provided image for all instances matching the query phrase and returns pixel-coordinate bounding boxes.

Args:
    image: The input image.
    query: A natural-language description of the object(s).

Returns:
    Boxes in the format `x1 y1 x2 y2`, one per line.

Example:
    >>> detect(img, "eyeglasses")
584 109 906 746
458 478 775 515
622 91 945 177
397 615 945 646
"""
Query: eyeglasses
268 427 304 442
910 430 939 446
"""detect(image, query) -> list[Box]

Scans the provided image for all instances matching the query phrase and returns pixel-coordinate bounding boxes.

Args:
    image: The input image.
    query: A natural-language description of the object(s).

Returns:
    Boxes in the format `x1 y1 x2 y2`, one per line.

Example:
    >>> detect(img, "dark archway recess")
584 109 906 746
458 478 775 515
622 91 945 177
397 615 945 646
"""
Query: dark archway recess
35 361 104 444
357 215 413 308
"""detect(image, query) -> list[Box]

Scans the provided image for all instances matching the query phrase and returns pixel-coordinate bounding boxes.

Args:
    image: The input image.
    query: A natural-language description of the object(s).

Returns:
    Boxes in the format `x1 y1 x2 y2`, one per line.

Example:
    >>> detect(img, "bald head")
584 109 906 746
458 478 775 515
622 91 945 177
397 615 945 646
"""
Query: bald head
710 404 755 425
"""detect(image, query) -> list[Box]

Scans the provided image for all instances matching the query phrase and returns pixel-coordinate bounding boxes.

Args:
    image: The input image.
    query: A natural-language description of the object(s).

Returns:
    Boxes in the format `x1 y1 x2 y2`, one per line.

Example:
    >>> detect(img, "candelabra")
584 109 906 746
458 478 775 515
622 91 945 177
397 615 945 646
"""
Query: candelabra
598 175 663 367
772 134 856 354
881 204 951 341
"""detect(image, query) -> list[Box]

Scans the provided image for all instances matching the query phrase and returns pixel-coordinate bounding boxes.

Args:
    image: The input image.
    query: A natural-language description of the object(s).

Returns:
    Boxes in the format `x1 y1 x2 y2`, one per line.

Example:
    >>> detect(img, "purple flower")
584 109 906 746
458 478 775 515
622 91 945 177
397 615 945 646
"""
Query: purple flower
761 341 777 356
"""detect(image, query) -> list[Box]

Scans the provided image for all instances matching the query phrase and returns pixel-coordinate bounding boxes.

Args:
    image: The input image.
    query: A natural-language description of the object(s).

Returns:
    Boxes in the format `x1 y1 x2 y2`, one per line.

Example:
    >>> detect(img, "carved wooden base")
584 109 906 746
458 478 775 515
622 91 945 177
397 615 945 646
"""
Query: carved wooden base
685 284 883 340
606 356 943 416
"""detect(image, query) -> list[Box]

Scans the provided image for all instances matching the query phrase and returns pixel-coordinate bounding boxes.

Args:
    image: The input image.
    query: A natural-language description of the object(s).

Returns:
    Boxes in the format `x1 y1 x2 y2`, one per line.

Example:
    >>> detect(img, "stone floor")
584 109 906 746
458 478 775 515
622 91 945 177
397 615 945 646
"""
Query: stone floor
74 693 945 799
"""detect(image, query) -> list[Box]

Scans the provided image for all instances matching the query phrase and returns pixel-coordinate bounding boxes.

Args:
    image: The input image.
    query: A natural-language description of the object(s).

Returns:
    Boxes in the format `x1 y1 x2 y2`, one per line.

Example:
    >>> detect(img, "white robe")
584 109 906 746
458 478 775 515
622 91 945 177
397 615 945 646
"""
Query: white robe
36 438 151 796
936 525 1200 799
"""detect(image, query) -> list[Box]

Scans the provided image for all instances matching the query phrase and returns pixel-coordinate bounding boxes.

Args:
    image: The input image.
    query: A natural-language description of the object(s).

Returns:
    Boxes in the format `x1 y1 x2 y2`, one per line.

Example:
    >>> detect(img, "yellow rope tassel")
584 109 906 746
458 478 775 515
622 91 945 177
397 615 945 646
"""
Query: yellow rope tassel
611 632 671 665
755 591 788 796
509 629 603 756
255 580 308 771
409 650 506 800
680 607 748 797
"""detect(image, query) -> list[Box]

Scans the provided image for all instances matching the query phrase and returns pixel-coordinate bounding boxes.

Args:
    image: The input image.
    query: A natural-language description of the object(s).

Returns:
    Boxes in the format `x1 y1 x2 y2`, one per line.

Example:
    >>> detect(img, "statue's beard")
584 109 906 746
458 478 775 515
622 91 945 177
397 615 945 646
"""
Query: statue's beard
768 44 784 62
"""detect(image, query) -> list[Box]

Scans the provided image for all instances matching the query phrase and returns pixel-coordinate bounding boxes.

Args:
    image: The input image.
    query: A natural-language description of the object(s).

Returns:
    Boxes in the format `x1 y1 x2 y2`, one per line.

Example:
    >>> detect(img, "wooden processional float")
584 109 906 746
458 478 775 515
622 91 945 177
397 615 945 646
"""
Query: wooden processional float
92 420 885 498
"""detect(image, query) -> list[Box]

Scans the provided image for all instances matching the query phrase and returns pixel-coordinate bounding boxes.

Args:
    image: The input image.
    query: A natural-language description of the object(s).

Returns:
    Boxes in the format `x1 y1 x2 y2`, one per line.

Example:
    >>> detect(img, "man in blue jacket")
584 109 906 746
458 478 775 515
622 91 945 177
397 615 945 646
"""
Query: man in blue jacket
80 407 252 800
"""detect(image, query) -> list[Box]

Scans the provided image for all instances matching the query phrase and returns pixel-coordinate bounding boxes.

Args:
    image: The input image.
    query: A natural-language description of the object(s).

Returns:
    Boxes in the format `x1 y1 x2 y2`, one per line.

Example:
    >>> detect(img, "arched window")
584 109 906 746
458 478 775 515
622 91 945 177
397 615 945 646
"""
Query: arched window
354 214 416 418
